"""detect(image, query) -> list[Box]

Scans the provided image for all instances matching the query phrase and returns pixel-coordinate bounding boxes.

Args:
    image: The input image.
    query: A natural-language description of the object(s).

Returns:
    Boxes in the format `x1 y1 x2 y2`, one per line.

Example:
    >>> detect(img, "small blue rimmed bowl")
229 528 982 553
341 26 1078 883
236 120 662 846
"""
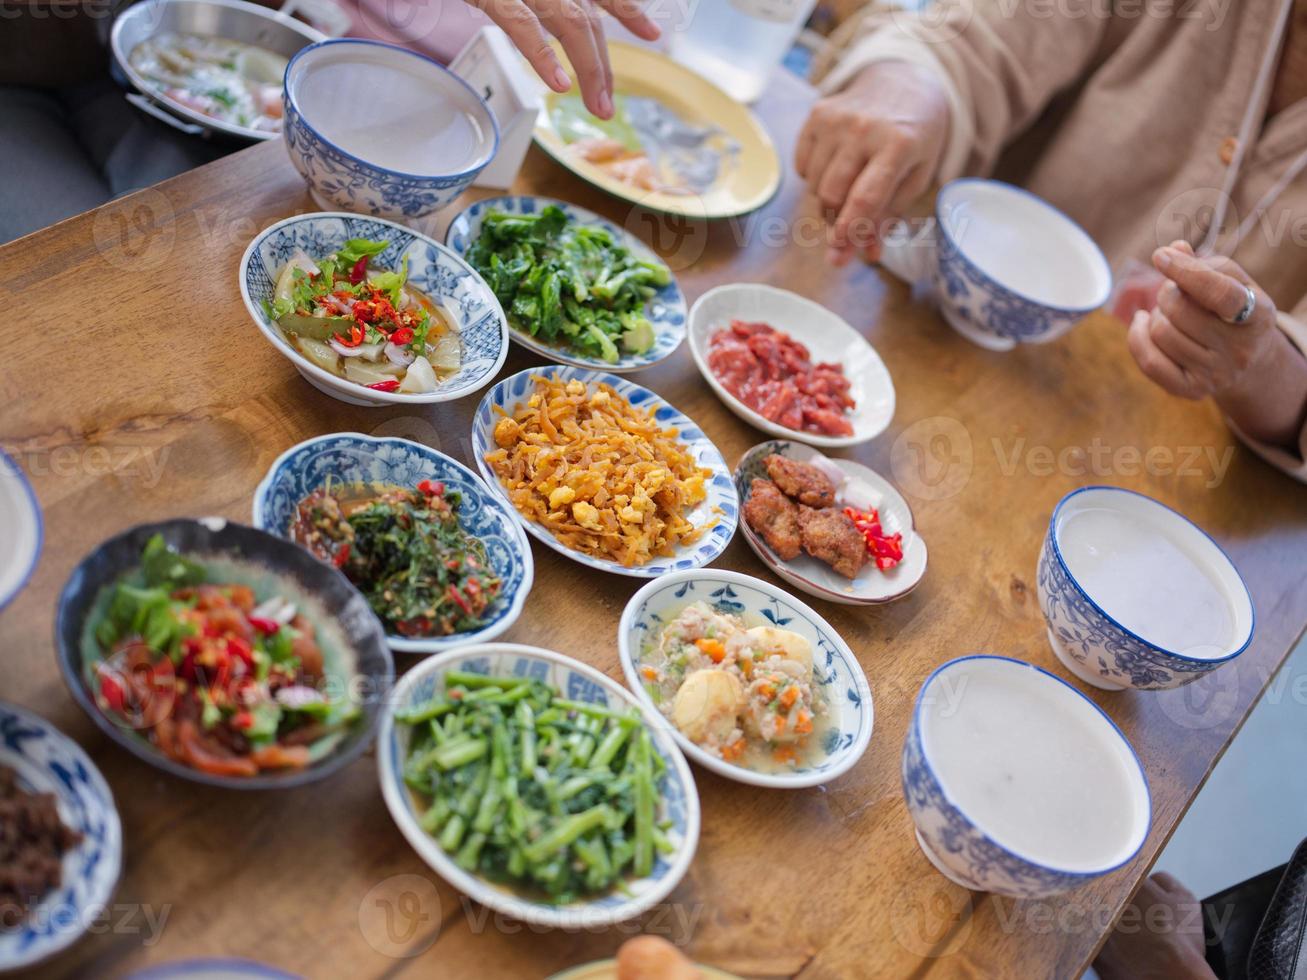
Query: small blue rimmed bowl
931 179 1112 351
0 449 42 613
282 39 498 219
239 212 508 407
617 569 874 789
0 701 122 971
445 195 687 373
903 655 1151 898
253 433 534 655
125 958 300 980
471 366 738 578
1037 486 1255 690
377 643 700 928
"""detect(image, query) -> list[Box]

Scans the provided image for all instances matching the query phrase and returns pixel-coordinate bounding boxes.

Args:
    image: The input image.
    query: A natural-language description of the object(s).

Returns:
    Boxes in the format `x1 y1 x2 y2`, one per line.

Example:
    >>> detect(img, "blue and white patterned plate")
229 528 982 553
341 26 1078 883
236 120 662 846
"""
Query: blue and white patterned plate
238 213 508 407
617 570 874 789
0 449 42 613
377 643 700 928
252 433 534 655
471 366 738 578
444 196 686 372
127 959 301 980
0 701 122 971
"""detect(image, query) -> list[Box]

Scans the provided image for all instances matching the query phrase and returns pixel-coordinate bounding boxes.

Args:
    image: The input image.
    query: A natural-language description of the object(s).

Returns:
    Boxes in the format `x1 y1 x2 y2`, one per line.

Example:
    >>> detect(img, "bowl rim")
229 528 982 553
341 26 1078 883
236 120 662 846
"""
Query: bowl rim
937 177 1113 315
912 653 1152 877
237 211 509 406
124 957 300 980
471 365 739 578
616 568 875 789
0 699 123 971
284 38 500 181
1047 485 1256 664
53 517 395 790
686 282 894 449
250 431 536 653
376 642 701 928
0 448 43 615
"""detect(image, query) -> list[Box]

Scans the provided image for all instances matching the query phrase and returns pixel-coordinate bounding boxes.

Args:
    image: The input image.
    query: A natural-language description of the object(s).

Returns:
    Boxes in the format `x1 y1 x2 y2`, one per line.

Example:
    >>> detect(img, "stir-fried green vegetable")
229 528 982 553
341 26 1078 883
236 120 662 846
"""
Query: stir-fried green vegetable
398 671 673 903
465 205 670 363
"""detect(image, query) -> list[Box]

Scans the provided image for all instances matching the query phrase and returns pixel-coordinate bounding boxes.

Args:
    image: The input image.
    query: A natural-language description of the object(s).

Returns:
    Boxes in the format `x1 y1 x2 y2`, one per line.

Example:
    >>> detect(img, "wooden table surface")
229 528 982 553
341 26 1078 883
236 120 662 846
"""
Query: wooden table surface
3 68 1305 980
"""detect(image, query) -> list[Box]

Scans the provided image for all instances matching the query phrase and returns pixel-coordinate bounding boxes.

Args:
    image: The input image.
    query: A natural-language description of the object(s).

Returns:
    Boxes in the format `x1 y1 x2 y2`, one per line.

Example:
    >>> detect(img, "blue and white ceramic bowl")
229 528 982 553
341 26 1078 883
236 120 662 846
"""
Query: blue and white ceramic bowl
252 433 534 654
903 656 1150 898
239 212 508 407
445 195 687 373
0 449 42 613
618 570 874 789
933 179 1111 351
282 39 498 219
1037 486 1255 691
377 643 700 928
471 366 738 578
0 702 122 971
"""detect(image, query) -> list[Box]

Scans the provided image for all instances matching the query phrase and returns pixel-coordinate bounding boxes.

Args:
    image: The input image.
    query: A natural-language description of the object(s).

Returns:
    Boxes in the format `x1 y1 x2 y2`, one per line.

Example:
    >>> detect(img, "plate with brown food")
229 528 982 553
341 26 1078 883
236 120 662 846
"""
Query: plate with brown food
735 442 927 605
0 701 122 970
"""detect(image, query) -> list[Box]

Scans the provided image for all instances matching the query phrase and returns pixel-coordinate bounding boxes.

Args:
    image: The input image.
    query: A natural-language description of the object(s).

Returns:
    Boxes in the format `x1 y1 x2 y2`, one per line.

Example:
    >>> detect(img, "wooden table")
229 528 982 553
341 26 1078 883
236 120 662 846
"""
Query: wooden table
3 68 1305 980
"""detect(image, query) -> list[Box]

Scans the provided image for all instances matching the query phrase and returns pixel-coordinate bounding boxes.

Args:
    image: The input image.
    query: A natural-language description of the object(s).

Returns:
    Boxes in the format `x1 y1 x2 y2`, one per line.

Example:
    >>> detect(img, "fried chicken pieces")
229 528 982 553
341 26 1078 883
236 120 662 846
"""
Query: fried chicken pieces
743 455 868 579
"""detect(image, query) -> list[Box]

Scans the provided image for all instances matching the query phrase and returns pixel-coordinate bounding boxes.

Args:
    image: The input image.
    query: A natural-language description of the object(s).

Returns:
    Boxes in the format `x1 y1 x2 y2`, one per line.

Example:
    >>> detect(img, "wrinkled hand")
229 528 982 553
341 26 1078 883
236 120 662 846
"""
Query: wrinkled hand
1127 241 1278 400
468 0 659 119
1094 873 1215 980
796 60 949 266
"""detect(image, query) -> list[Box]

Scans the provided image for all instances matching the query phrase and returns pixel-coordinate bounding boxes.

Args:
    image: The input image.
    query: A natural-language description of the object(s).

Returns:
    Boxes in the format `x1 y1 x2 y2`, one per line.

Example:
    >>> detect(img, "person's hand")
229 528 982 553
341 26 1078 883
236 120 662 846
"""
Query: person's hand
795 59 950 266
468 0 659 119
1127 241 1279 401
615 935 701 980
1094 872 1216 980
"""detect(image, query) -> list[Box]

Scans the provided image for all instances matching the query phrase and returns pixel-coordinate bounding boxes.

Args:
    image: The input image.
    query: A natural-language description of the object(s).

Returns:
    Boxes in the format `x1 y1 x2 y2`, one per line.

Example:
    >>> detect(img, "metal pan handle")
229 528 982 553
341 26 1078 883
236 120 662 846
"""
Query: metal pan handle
124 92 207 136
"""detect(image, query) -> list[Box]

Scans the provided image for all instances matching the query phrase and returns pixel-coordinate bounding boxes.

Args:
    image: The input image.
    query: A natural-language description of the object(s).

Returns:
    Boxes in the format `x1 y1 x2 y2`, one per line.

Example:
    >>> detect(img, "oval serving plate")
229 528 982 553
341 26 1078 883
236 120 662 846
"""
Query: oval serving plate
471 366 738 578
735 441 927 605
445 195 686 372
377 643 700 928
688 283 895 449
0 701 122 971
618 569 874 790
252 433 534 655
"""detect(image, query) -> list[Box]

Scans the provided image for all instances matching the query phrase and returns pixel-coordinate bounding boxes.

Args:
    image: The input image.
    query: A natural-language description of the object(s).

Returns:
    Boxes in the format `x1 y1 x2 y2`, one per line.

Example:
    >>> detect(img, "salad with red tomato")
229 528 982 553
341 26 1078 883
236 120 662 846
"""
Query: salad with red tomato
90 535 359 778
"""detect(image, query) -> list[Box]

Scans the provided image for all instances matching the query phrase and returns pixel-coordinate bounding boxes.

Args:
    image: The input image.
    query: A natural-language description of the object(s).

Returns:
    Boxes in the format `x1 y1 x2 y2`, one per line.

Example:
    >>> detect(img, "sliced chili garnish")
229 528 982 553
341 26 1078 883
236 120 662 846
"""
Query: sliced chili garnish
364 380 401 393
349 256 368 284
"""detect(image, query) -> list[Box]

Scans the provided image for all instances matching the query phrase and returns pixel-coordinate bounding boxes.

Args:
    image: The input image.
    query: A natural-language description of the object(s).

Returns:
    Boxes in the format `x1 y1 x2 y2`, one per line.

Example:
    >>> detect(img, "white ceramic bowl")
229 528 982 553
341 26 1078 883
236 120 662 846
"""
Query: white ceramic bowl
1037 486 1255 690
687 283 895 448
377 644 700 928
734 440 927 605
0 450 41 612
283 39 498 219
617 569 874 789
934 179 1112 351
903 655 1151 898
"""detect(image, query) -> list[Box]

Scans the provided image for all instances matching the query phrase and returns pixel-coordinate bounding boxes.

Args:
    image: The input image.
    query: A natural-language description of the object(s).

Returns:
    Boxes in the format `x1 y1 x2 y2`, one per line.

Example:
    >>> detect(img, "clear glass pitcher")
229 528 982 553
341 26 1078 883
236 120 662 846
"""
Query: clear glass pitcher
668 0 818 103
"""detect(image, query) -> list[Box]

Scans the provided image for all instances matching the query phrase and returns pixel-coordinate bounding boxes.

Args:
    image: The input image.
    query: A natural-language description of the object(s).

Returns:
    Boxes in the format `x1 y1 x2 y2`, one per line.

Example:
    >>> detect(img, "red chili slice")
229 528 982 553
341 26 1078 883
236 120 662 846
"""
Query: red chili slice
349 256 368 284
365 380 401 393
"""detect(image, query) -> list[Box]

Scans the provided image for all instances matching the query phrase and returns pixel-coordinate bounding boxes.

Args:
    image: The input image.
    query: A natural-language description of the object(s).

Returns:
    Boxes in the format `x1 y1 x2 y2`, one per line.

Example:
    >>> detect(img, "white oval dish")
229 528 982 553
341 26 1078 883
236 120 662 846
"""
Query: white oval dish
0 450 41 612
734 441 926 605
617 569 874 789
687 283 895 448
377 643 700 928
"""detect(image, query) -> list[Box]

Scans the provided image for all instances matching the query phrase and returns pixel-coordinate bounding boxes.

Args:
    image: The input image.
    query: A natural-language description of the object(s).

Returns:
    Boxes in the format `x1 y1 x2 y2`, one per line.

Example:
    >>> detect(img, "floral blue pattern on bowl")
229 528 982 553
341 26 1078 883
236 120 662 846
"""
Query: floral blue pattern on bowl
377 643 699 928
0 701 122 971
0 449 42 613
282 40 498 220
1037 486 1255 691
471 366 738 578
445 195 687 373
238 212 508 407
902 655 1150 898
617 569 874 789
252 433 534 655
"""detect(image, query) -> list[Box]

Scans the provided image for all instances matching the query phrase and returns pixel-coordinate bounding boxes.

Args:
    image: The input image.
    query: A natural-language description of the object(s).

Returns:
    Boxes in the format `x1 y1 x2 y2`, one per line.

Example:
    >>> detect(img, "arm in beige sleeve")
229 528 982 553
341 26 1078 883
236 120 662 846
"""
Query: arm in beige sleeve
1221 300 1307 482
812 0 1111 181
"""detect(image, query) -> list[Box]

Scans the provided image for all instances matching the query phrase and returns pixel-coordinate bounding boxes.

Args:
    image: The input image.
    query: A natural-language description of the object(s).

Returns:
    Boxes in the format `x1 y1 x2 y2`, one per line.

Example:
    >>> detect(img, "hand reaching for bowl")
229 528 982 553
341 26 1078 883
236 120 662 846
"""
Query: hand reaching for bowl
796 60 950 266
468 0 659 119
1127 241 1307 448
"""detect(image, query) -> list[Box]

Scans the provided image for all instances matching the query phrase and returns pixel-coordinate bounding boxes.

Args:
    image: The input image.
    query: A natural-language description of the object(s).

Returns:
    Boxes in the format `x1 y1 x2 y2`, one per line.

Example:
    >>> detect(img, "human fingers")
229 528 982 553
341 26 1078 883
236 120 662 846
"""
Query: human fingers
593 0 659 39
474 0 571 93
1128 310 1202 399
829 146 912 265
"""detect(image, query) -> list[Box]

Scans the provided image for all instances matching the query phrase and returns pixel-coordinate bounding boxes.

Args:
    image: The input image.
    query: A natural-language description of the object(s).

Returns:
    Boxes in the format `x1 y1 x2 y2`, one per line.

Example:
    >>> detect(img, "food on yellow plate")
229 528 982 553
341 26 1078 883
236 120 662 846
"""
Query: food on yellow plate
640 601 828 773
484 376 712 566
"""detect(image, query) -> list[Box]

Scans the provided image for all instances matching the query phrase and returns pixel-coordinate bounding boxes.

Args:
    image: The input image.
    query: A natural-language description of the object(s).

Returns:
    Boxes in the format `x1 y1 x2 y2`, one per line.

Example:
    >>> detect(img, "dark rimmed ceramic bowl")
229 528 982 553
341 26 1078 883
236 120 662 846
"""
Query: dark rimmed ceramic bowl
55 517 394 789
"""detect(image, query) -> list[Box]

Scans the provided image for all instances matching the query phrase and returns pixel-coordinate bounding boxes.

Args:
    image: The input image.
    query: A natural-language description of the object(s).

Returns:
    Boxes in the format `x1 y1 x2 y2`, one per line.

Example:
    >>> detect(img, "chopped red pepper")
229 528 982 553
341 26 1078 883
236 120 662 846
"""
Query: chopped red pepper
843 506 904 572
232 710 254 730
447 585 471 616
333 323 365 348
248 615 280 636
99 669 126 714
226 636 255 671
365 380 401 393
349 256 369 284
417 479 444 497
390 326 414 346
333 543 351 568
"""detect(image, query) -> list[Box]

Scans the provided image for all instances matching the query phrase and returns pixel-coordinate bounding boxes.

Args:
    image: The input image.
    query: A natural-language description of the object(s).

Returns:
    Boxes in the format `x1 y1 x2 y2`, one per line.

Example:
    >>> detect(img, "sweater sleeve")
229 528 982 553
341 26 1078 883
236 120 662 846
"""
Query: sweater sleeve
1224 302 1307 483
811 0 1111 182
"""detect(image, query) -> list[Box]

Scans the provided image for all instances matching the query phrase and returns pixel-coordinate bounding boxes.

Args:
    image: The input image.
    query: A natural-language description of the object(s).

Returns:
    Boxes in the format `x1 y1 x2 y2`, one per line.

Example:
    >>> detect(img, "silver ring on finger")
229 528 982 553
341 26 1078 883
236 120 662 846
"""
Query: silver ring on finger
1228 285 1256 325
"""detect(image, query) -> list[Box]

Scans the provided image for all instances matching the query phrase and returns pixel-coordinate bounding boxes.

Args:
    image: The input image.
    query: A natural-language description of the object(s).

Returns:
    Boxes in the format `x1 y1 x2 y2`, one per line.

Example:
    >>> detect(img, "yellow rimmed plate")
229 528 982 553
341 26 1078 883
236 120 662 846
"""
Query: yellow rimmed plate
533 42 781 219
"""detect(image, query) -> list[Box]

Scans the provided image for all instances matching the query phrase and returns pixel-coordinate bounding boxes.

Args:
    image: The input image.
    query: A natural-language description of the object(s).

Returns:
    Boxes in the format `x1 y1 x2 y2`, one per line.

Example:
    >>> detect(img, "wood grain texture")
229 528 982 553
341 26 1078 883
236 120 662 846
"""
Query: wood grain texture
1 69 1305 980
